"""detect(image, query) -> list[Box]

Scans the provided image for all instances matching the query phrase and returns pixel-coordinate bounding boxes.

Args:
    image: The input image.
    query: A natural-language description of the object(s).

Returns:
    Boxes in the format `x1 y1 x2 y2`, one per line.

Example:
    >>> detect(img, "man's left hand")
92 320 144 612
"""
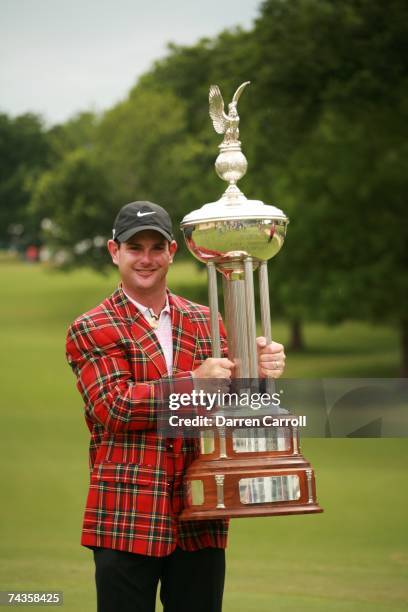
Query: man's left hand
256 337 286 378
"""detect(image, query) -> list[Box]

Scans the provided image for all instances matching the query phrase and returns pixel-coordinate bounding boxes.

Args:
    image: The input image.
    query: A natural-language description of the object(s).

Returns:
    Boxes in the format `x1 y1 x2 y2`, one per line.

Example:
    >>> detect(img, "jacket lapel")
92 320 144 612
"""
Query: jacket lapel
109 286 198 377
111 286 168 378
130 319 169 378
169 293 197 374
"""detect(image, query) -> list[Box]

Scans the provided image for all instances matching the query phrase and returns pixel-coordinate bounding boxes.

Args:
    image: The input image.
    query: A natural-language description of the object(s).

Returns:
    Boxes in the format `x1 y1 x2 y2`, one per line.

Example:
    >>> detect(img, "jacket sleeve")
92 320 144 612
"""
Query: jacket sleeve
66 318 193 433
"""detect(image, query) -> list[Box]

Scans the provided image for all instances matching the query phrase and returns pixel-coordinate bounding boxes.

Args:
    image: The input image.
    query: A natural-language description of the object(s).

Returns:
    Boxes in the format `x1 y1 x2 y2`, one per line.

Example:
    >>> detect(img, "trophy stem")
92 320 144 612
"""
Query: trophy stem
222 277 250 378
207 262 221 358
259 260 276 395
259 261 272 344
244 258 258 379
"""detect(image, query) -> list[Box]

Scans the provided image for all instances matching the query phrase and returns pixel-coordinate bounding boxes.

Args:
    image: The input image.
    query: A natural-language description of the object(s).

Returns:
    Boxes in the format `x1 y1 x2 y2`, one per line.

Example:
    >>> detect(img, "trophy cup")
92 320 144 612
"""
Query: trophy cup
179 82 322 519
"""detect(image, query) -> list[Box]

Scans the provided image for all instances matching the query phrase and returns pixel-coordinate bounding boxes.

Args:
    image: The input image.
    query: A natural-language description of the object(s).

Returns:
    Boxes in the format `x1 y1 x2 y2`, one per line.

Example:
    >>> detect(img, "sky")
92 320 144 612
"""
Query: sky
1 0 261 125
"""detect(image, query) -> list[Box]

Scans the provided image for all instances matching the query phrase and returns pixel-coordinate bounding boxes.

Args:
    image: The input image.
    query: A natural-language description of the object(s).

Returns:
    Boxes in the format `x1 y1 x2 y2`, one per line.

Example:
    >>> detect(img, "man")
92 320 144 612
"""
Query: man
66 201 286 612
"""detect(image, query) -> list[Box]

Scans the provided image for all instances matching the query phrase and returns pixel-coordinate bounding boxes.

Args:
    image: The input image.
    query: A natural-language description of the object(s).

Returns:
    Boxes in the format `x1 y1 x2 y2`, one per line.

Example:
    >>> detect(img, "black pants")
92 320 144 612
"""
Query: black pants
93 546 225 612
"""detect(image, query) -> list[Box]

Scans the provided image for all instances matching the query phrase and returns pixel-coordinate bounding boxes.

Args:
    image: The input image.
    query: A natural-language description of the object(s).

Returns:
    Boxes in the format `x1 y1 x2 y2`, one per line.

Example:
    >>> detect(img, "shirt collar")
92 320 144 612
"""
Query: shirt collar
122 289 170 317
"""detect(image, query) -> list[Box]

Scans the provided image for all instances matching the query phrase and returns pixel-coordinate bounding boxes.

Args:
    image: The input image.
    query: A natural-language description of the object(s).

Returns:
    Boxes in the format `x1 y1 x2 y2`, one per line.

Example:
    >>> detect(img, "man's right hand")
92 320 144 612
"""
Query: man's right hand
192 358 235 379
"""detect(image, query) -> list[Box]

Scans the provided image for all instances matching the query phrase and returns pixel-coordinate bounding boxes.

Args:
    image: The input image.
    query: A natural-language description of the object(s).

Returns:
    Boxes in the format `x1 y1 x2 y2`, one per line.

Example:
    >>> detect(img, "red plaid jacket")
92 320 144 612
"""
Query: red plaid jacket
66 285 229 556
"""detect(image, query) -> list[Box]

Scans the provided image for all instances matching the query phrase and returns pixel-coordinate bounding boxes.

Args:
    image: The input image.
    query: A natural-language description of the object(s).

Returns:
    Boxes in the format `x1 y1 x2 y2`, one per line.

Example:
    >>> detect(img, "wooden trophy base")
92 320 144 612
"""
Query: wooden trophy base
179 429 323 520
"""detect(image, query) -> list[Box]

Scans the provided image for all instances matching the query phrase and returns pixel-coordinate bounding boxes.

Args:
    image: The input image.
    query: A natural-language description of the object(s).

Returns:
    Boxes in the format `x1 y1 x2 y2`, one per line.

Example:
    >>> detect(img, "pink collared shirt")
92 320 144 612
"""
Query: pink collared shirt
123 291 173 375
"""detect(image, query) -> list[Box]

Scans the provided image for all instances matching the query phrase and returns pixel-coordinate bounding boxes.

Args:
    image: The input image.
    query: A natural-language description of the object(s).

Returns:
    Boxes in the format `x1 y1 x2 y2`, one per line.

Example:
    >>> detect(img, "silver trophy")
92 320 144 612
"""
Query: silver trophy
179 82 322 519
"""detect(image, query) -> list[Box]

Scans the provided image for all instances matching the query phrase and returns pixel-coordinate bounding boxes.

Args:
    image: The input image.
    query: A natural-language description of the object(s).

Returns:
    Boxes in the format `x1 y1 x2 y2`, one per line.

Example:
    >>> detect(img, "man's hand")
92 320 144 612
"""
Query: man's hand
192 358 235 380
256 337 286 378
192 358 234 398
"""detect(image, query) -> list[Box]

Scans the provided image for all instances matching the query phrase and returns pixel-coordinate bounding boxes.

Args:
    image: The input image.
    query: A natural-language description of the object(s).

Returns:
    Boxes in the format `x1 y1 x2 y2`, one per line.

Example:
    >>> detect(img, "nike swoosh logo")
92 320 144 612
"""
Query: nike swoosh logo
137 211 156 217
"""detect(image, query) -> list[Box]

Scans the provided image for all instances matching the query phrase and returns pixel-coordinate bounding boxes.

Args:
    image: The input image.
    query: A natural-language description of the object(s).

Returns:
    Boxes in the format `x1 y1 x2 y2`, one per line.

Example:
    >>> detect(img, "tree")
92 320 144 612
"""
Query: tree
47 111 98 161
24 0 408 372
30 148 114 268
0 113 51 248
251 0 408 370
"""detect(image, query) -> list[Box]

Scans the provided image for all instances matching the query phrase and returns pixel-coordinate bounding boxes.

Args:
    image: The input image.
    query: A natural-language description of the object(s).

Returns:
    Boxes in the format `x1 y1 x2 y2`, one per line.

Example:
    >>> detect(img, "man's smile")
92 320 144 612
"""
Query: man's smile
135 269 158 276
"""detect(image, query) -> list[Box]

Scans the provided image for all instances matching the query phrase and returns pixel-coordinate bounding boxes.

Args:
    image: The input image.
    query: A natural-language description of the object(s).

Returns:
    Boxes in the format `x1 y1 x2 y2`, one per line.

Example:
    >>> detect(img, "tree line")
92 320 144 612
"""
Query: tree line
1 0 407 373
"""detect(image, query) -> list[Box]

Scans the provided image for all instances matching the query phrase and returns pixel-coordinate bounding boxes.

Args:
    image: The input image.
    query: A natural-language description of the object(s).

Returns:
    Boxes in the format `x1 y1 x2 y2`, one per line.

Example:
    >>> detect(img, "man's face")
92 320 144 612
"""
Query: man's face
107 230 177 298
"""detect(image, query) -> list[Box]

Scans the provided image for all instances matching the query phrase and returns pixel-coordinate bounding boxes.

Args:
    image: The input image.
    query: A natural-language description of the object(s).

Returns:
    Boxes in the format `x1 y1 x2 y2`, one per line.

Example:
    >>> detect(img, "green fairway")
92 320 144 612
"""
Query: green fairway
0 262 406 611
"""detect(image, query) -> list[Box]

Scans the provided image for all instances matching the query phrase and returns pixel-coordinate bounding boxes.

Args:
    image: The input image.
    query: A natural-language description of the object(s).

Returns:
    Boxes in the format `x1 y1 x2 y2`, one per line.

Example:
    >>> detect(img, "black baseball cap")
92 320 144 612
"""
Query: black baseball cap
112 201 174 243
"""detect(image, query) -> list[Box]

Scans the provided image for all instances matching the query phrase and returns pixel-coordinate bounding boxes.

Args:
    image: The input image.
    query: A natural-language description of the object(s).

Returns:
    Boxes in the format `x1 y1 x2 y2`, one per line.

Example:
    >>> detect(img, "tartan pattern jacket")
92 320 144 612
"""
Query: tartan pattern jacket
66 285 229 557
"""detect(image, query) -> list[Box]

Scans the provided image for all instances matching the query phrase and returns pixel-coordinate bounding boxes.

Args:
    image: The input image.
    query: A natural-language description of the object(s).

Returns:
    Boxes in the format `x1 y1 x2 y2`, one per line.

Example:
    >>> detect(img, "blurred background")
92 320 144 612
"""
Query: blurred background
1 1 407 610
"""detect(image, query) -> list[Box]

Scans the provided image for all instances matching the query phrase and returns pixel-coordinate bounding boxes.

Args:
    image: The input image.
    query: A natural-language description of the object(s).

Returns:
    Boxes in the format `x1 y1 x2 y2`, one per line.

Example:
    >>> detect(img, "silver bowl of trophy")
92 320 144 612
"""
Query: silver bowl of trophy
181 197 288 277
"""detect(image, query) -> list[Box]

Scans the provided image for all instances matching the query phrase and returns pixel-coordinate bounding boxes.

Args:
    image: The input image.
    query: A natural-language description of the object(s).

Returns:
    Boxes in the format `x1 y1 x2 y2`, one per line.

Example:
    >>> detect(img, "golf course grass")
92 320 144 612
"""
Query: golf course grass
0 261 406 611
